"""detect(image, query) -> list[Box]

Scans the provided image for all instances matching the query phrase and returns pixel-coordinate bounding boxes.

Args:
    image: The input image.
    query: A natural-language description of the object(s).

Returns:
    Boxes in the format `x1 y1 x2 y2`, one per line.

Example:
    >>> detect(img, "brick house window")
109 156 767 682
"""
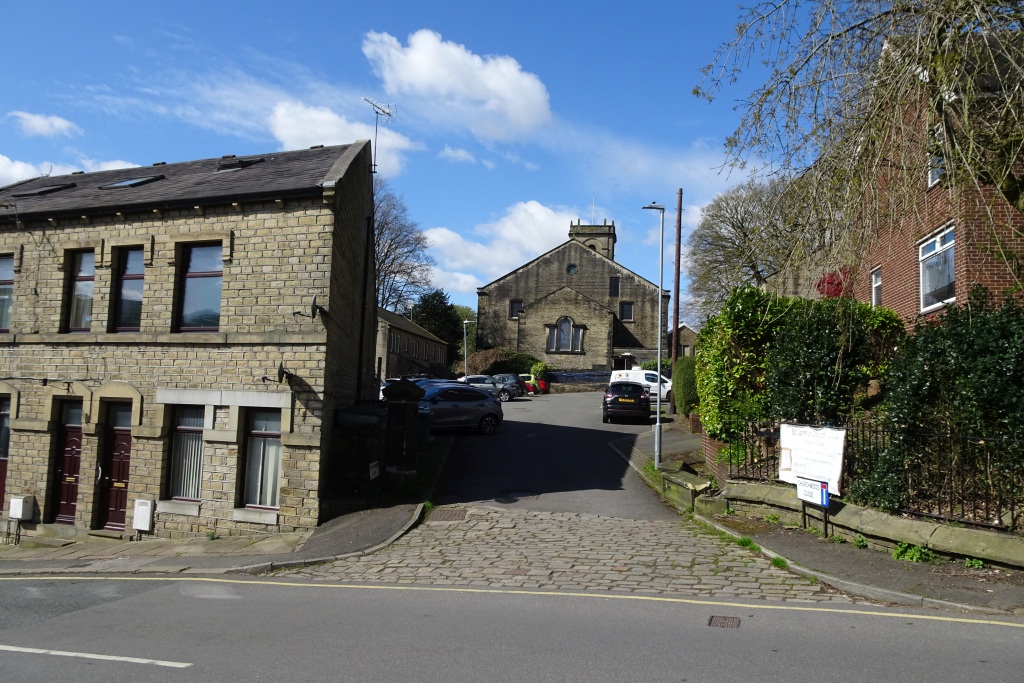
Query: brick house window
920 226 955 311
546 317 584 353
0 254 12 333
66 250 95 332
928 127 945 188
112 247 144 332
169 406 204 501
509 299 523 319
870 268 882 307
619 301 634 321
177 243 222 331
609 276 620 298
243 410 281 508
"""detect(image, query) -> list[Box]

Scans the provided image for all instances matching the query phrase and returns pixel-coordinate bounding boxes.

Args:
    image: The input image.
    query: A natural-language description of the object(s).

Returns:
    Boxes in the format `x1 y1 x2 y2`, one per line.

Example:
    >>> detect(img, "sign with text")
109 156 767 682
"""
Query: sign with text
778 424 846 496
796 477 830 508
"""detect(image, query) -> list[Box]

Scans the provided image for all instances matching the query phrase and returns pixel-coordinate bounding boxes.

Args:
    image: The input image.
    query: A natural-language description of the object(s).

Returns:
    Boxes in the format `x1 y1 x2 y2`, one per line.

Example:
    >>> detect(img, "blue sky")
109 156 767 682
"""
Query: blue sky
1 1 758 316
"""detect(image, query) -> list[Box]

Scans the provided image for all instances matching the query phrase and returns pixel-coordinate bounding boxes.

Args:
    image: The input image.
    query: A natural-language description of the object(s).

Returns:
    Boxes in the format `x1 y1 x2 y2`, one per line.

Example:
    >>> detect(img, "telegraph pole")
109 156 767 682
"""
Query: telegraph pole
669 188 683 415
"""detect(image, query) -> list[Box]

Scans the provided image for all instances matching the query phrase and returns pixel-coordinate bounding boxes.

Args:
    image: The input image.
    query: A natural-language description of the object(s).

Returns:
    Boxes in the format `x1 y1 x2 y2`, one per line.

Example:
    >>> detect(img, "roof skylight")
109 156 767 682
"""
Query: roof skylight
99 175 165 189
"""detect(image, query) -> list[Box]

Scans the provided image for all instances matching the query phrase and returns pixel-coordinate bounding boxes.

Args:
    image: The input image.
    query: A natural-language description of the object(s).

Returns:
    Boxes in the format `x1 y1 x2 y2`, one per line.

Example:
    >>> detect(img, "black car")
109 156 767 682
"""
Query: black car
602 381 651 424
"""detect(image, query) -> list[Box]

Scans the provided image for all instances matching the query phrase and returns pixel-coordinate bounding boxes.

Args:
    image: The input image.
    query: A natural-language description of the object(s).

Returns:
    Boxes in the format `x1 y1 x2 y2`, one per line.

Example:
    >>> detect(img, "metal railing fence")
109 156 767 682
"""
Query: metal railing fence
713 418 1023 531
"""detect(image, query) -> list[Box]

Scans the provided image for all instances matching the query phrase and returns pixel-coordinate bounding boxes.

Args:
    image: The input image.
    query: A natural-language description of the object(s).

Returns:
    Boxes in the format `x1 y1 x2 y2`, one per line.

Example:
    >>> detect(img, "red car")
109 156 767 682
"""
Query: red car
518 373 550 395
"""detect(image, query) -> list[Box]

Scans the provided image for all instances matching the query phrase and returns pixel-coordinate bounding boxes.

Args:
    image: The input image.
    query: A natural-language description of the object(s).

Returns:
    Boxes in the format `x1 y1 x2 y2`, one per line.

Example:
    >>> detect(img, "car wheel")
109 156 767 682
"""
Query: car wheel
602 413 609 423
498 390 511 402
479 414 499 434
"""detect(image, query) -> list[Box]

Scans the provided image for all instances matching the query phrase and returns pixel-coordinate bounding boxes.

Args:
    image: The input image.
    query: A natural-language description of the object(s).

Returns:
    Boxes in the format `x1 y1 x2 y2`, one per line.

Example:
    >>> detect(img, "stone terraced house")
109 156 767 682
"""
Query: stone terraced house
0 142 378 540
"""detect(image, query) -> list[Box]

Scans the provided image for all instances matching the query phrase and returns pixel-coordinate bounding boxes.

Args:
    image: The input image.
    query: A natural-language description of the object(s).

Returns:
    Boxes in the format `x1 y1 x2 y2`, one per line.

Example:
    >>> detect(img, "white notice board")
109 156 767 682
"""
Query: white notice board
778 424 846 496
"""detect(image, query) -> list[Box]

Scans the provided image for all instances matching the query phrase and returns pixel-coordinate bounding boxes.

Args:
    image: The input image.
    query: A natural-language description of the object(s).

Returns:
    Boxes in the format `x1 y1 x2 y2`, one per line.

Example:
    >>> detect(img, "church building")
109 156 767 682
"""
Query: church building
475 220 666 371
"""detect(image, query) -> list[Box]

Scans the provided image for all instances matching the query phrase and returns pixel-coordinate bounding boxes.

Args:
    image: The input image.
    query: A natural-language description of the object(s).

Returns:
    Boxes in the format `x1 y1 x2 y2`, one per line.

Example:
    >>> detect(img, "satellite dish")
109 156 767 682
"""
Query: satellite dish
311 294 327 319
277 361 288 384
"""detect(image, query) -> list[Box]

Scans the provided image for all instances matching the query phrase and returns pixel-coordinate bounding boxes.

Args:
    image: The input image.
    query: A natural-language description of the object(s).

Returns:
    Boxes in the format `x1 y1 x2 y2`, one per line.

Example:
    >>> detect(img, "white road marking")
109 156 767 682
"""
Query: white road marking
0 644 191 668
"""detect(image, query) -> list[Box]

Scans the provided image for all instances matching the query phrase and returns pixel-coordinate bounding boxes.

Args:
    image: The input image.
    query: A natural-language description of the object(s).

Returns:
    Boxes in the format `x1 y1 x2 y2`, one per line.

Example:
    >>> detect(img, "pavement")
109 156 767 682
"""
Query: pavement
1 420 1022 617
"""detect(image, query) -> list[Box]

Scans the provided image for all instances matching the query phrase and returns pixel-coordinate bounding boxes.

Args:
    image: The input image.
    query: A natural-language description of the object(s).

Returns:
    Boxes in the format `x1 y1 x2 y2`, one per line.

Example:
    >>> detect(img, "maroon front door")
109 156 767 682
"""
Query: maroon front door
98 403 132 531
52 402 83 525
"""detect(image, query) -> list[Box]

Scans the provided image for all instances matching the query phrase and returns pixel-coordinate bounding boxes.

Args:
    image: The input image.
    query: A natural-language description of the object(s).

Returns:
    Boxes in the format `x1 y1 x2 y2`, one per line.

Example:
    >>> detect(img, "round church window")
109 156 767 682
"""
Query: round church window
567 263 577 275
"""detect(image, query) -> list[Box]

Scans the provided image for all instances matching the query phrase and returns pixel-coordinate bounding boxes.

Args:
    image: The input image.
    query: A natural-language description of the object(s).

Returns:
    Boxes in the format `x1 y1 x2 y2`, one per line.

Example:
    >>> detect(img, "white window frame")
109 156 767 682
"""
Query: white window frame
919 225 955 313
870 267 882 307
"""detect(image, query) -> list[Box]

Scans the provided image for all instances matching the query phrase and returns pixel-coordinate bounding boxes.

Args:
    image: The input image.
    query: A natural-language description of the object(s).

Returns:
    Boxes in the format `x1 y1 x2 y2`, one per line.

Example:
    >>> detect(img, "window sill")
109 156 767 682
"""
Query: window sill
156 500 201 516
920 298 955 315
232 508 279 525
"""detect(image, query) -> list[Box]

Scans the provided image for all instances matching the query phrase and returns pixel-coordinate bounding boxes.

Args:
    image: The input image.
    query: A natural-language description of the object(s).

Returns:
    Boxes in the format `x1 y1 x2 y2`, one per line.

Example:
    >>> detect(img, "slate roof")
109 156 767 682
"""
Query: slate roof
0 143 363 225
377 308 446 343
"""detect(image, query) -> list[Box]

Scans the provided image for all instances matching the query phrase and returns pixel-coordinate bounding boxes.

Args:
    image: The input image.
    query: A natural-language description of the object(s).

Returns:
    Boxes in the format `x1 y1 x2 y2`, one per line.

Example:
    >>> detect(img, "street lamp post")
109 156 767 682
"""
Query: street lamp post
462 320 473 378
642 202 665 470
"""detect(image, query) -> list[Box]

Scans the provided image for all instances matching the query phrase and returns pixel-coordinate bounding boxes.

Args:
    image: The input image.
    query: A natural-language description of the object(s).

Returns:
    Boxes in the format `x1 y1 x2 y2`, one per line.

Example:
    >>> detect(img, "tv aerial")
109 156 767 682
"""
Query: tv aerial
364 97 396 174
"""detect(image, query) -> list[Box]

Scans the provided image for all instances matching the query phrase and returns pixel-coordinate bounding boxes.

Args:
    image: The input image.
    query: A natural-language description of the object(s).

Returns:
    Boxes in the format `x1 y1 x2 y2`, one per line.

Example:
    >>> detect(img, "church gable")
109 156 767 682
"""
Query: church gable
476 222 664 370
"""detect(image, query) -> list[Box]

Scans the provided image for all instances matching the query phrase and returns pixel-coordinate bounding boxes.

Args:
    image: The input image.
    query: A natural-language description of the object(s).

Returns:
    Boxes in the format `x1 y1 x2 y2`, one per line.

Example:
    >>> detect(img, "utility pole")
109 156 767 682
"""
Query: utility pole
669 188 683 415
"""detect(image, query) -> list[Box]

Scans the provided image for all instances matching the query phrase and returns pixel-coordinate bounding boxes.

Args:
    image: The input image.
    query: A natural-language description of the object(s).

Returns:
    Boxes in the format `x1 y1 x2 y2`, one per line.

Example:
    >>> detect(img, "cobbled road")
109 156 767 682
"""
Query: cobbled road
286 505 854 603
283 393 857 603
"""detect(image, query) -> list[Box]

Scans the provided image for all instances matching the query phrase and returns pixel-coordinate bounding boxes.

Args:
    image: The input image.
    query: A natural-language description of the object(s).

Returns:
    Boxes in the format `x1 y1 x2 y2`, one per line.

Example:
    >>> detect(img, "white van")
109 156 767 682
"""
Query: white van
608 369 672 402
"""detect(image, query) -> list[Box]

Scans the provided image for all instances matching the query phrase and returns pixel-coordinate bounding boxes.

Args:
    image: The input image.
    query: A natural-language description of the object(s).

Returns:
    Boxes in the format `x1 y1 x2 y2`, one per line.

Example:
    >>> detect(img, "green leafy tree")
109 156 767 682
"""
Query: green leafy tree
408 289 463 362
453 304 477 362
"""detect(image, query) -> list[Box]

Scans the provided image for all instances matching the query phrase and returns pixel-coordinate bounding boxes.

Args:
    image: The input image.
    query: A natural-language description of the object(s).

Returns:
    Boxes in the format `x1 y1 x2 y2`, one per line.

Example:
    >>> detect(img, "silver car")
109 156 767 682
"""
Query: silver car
461 374 517 402
420 384 503 434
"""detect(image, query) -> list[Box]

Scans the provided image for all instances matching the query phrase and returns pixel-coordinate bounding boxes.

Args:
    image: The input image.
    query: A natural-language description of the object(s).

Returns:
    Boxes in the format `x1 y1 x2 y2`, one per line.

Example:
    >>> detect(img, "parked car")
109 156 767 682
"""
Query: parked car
602 381 651 424
518 373 550 395
459 374 511 401
420 384 503 434
608 369 672 403
490 373 525 401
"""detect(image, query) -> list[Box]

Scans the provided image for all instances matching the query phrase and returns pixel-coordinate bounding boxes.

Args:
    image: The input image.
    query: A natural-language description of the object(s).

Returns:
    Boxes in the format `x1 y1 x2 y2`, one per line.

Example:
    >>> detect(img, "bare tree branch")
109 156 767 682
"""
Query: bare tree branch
374 179 435 311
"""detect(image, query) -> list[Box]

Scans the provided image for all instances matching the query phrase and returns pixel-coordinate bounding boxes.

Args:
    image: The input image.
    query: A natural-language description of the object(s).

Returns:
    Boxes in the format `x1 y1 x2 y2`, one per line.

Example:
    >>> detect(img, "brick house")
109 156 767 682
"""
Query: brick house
854 173 1024 321
375 307 450 379
476 221 667 370
0 142 379 540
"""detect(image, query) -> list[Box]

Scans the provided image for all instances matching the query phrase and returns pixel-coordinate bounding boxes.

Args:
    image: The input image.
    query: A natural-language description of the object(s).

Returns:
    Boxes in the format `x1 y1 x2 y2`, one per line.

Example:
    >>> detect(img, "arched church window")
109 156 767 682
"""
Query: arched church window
546 317 584 353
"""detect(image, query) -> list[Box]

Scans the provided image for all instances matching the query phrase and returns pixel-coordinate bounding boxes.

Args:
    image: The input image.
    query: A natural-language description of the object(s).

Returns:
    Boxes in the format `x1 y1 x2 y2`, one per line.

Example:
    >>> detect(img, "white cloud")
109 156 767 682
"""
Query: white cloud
425 200 578 293
0 154 81 187
428 267 484 294
80 158 138 172
268 100 420 176
7 111 82 138
362 29 552 142
438 145 476 164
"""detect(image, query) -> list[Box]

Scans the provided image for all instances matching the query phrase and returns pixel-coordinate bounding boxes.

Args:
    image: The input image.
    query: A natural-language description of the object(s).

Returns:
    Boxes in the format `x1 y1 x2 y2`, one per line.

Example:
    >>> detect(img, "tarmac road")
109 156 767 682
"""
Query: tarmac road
432 390 681 520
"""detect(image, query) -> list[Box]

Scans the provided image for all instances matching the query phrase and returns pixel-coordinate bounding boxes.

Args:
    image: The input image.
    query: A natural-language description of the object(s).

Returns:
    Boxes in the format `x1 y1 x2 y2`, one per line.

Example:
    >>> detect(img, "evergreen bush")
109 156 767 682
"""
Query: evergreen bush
674 356 698 416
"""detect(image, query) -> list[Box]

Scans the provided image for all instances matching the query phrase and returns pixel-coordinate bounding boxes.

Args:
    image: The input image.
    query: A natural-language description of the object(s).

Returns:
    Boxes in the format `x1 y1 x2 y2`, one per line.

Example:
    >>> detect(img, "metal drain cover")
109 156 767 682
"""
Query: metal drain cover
708 616 741 629
427 508 467 522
